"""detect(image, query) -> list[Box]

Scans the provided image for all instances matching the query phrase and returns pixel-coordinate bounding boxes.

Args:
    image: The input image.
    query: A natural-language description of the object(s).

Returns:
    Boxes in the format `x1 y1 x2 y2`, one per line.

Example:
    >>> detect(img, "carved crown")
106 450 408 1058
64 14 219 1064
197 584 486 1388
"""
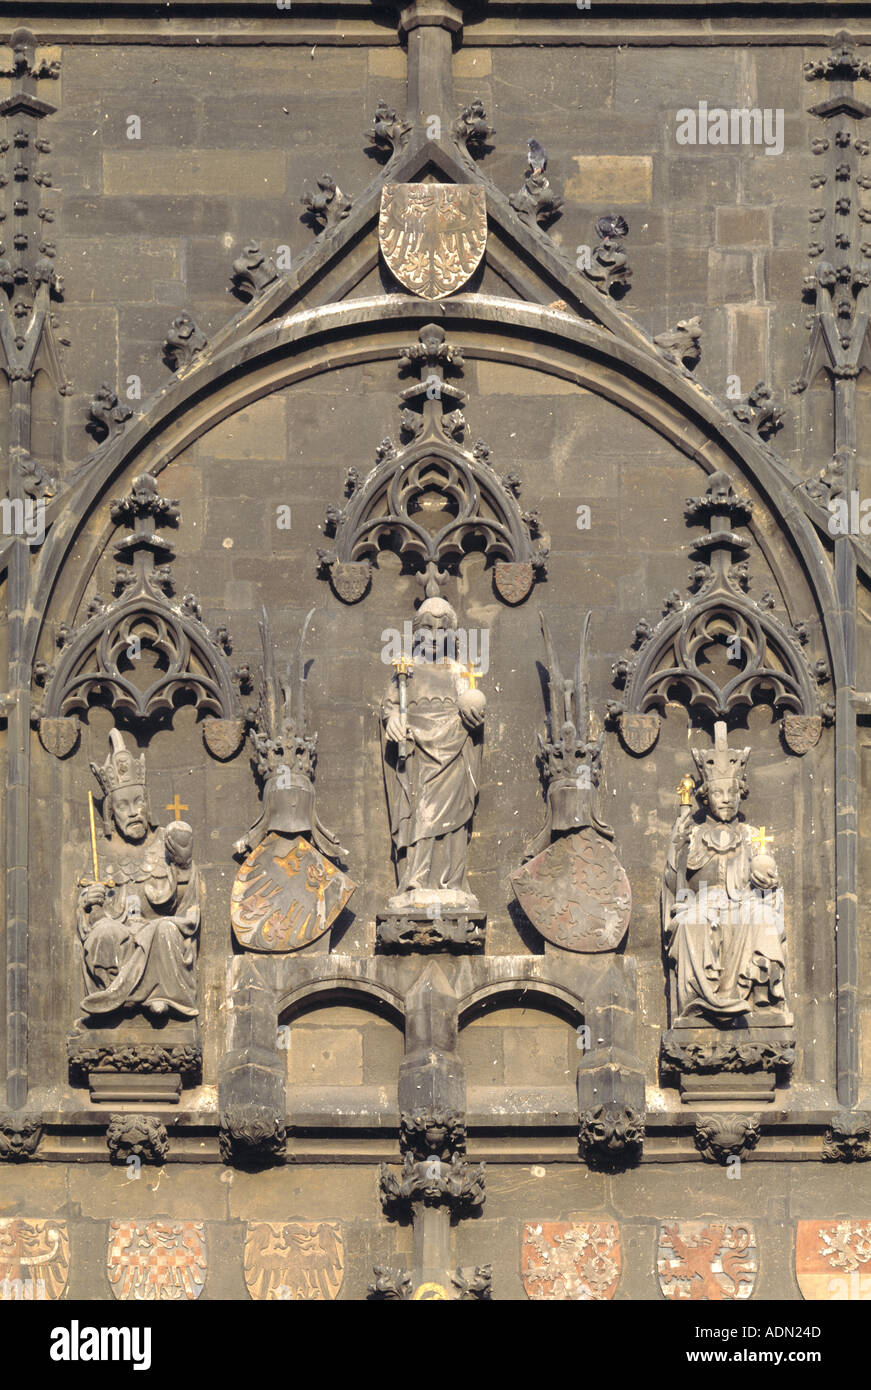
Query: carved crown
89 728 146 797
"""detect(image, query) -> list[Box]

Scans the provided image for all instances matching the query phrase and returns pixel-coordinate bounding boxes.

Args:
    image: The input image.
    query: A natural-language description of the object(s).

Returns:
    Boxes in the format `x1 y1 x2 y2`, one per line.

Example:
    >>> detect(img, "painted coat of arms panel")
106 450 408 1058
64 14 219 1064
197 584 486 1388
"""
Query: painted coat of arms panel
107 1220 207 1301
379 183 487 299
521 1221 621 1300
657 1221 758 1301
244 1221 345 1300
0 1218 69 1300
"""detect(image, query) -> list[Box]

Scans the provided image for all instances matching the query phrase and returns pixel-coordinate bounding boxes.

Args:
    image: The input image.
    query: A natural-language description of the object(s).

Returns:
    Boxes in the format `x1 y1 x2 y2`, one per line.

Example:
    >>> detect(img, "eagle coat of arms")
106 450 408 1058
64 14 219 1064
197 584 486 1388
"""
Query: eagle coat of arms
0 1218 69 1300
244 1221 344 1301
107 1220 207 1301
379 183 487 300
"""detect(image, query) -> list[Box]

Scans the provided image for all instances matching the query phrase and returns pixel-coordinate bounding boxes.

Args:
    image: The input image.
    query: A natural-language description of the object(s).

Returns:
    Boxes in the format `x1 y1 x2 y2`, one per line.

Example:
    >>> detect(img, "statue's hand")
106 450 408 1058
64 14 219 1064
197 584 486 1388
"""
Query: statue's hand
750 853 778 891
458 689 486 729
385 711 411 745
78 882 107 911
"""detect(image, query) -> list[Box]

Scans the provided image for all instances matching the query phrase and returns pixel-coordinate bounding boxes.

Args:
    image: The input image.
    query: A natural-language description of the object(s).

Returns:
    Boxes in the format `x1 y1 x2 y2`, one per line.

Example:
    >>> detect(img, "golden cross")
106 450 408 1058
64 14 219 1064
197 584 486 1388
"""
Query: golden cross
165 794 189 821
392 654 414 677
749 825 772 852
464 665 482 690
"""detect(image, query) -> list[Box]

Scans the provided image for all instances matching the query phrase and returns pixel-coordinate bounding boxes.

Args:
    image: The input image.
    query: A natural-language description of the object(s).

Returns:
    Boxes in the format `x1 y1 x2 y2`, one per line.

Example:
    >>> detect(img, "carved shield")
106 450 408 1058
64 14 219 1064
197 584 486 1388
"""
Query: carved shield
331 560 371 603
619 711 661 755
202 716 245 760
0 1218 69 1300
38 716 79 758
657 1221 758 1300
231 833 356 952
510 829 631 952
244 1221 344 1301
521 1222 621 1301
782 713 822 755
107 1220 207 1301
796 1220 871 1300
493 560 534 605
379 184 487 300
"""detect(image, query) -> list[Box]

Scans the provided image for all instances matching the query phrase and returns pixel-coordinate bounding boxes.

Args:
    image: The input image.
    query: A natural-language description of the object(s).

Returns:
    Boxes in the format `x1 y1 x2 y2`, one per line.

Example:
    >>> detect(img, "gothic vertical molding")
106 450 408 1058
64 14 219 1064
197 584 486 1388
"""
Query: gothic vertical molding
0 27 62 1107
797 32 869 1107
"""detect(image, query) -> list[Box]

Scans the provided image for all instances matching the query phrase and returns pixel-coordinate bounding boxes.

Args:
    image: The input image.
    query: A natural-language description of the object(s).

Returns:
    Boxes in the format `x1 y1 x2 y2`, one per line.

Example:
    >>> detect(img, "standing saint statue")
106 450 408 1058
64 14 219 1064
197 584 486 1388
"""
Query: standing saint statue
662 721 790 1025
381 597 484 913
75 729 202 1018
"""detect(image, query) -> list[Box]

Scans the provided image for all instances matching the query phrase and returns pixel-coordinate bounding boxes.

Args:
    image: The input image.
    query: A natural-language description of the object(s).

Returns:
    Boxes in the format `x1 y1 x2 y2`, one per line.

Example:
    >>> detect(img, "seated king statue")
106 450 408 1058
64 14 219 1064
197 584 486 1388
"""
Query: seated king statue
662 720 790 1026
75 729 202 1019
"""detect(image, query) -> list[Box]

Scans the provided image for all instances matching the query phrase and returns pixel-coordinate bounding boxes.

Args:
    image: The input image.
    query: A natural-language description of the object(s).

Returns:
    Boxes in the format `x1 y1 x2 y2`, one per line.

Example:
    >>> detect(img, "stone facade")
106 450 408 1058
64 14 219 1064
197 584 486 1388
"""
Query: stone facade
1 0 870 1301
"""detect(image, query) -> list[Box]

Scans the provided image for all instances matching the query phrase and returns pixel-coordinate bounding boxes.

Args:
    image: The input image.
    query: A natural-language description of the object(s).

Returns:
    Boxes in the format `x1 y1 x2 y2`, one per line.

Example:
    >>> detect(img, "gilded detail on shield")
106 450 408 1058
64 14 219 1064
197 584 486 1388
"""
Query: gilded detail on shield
231 833 355 952
379 184 487 300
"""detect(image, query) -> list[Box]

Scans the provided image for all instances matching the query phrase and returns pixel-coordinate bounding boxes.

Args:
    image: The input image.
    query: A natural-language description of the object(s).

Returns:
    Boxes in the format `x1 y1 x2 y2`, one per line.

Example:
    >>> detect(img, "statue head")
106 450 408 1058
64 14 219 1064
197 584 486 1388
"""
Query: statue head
412 596 459 661
691 722 750 823
90 729 150 842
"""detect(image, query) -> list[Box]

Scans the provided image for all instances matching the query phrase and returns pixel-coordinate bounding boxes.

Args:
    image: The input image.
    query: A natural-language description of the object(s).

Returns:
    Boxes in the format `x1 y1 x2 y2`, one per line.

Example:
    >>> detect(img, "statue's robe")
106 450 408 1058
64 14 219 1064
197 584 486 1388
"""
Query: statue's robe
77 826 201 1017
381 658 481 894
664 818 786 1022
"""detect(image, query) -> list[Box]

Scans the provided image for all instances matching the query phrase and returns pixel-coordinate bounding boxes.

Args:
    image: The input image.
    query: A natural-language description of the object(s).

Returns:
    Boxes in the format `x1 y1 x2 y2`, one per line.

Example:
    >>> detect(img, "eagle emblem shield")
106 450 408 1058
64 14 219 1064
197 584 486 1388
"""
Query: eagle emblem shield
231 833 355 952
521 1221 621 1300
107 1220 207 1301
657 1221 758 1300
244 1221 344 1300
0 1218 69 1300
379 183 487 299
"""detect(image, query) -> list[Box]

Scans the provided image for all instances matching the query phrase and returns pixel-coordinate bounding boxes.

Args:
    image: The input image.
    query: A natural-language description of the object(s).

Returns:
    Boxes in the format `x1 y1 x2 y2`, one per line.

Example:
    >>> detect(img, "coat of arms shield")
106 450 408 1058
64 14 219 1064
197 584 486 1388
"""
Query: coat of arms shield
657 1221 758 1300
796 1219 871 1299
379 183 487 300
521 1221 621 1300
107 1220 207 1301
510 828 631 952
231 833 356 952
244 1221 345 1300
0 1218 69 1300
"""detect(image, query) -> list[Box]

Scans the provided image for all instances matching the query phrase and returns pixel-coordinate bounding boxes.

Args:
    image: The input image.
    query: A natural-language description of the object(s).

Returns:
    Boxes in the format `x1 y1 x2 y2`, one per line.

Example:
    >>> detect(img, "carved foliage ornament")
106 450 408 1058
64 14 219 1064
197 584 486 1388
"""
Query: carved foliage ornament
106 1114 169 1166
35 473 246 758
609 471 831 755
219 1104 286 1167
0 1110 42 1161
318 325 545 604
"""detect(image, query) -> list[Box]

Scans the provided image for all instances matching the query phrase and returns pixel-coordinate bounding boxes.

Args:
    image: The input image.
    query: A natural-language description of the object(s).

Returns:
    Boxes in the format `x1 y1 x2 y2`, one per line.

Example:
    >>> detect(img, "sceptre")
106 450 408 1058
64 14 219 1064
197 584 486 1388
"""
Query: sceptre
78 790 114 889
392 653 414 762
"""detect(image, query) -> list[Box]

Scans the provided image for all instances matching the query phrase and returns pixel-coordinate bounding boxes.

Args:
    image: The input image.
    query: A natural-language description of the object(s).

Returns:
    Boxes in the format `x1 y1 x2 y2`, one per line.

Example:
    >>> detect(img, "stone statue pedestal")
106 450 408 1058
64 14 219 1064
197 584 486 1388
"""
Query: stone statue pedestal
68 1016 201 1104
376 908 486 952
377 888 485 952
661 1023 795 1104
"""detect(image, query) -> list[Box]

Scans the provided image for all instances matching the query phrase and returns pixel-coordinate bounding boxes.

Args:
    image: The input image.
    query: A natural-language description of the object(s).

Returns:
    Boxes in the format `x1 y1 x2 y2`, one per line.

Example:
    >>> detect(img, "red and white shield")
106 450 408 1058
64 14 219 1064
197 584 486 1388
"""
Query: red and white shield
107 1220 207 1301
796 1219 871 1300
657 1221 758 1300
